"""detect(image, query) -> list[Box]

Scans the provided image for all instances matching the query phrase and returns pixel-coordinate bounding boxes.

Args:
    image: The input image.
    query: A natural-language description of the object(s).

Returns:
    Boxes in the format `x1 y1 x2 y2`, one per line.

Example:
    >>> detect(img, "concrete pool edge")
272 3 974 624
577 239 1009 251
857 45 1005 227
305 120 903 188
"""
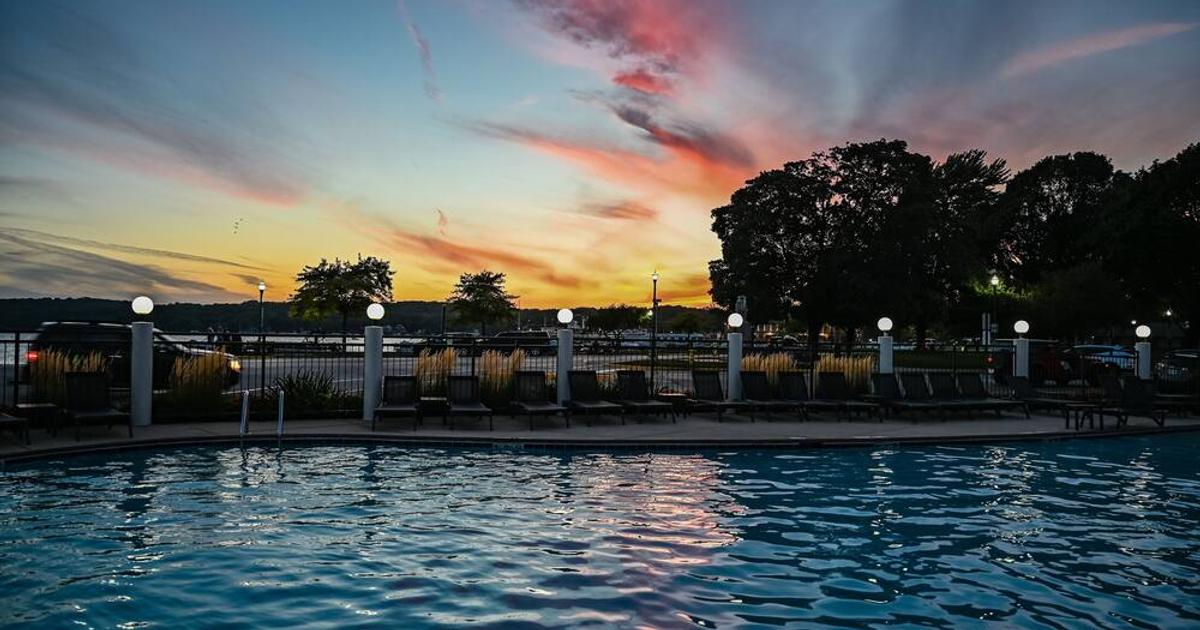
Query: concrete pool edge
4 421 1200 465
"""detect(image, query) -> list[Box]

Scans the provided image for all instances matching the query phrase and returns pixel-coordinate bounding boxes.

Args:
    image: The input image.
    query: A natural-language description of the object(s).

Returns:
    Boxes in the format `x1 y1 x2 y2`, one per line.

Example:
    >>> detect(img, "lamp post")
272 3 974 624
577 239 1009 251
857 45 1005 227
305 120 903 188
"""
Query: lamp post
877 317 894 374
1013 320 1030 379
257 281 266 399
987 274 1000 346
1135 324 1152 380
363 303 385 422
130 296 154 427
650 271 660 392
726 313 744 401
556 309 574 404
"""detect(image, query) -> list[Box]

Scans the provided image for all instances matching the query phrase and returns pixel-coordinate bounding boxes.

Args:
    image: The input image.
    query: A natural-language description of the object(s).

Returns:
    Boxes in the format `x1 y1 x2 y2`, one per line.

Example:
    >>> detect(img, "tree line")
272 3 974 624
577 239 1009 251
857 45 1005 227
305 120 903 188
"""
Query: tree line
708 139 1199 346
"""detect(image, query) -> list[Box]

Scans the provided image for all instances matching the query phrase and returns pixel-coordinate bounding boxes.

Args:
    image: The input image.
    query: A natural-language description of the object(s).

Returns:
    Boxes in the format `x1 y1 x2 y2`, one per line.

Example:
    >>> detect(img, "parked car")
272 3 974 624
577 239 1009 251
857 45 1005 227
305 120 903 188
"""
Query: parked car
25 322 241 389
989 339 1073 386
486 330 556 355
1156 349 1199 393
1068 344 1136 384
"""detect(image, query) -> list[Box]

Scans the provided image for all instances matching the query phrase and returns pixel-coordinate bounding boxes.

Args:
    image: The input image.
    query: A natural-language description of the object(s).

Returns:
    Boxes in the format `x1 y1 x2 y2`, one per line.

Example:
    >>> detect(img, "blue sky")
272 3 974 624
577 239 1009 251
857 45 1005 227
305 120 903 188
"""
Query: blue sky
1 0 1198 305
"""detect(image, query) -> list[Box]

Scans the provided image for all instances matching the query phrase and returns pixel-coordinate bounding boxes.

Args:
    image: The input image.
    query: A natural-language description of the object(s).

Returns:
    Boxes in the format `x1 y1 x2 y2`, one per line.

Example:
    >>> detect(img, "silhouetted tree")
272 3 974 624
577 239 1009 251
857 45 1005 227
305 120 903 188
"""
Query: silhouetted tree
289 256 394 333
448 270 517 335
588 304 646 334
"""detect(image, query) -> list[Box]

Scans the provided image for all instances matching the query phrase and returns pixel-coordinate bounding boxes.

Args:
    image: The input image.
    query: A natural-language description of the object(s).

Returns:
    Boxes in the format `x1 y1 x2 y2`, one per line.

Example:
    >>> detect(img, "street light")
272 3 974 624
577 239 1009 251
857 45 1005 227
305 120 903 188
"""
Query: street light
727 312 744 329
1014 320 1030 336
987 274 1000 345
877 317 893 333
131 296 154 316
366 303 385 321
257 281 266 399
556 308 573 325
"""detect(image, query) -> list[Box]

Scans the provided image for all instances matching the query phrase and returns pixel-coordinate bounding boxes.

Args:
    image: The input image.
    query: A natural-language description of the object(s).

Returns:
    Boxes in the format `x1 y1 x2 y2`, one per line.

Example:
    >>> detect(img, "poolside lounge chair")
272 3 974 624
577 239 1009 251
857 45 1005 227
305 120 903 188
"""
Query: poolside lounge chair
690 370 751 421
511 371 569 430
778 371 842 418
566 370 624 426
868 373 939 418
64 372 131 440
898 373 959 418
926 372 986 416
374 375 420 430
0 413 30 445
615 370 675 422
1094 377 1167 428
741 371 806 420
1008 376 1088 426
446 375 493 430
815 372 880 419
956 373 1030 418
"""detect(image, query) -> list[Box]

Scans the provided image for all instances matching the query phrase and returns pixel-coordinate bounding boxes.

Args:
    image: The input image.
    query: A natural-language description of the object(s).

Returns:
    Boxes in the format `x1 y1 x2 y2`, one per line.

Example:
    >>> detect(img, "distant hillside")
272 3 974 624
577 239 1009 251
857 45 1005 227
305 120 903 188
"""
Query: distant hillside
0 298 721 334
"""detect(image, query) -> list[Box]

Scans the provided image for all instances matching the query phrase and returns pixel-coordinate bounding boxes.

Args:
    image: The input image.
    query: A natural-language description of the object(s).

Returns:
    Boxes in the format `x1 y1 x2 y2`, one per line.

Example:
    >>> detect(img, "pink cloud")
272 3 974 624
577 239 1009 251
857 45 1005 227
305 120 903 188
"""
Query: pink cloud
1002 22 1198 78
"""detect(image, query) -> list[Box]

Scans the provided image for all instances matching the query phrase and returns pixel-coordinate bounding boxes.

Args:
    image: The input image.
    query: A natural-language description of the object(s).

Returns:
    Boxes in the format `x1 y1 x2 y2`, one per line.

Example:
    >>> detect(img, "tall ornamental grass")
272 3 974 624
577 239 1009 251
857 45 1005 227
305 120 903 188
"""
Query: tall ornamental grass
165 352 229 411
29 349 110 405
741 352 797 386
479 349 525 405
816 353 877 393
415 348 457 394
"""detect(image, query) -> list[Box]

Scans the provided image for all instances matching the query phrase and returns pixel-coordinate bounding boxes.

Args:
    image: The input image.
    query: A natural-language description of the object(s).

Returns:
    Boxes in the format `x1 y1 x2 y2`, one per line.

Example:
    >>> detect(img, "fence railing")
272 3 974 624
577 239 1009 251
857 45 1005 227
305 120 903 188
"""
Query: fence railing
2 330 1196 421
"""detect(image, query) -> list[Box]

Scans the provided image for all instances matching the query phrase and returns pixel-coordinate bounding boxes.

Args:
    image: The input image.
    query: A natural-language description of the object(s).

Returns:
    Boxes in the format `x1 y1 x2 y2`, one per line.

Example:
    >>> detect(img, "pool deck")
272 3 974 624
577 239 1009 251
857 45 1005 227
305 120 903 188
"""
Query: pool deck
3 410 1199 463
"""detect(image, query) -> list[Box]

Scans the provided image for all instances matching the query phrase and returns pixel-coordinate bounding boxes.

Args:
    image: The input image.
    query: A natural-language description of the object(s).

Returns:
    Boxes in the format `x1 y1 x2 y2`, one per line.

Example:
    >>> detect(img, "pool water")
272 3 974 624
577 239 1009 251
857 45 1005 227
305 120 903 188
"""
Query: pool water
2 437 1198 629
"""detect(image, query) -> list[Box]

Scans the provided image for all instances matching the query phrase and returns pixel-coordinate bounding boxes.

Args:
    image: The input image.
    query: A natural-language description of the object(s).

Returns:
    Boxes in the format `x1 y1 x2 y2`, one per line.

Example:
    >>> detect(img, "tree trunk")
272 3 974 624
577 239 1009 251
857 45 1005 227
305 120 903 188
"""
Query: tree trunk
916 320 928 350
844 327 858 356
807 320 822 363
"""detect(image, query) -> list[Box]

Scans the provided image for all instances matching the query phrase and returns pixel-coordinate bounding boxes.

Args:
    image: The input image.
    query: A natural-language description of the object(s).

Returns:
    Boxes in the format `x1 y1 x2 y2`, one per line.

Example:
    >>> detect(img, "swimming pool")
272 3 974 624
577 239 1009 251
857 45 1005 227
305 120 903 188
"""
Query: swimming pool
2 437 1198 628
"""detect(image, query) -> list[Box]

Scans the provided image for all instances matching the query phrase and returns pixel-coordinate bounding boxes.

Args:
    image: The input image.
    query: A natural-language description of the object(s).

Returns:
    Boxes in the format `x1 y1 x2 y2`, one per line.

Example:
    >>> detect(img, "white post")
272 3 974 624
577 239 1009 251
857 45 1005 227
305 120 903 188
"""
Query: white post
131 321 153 427
239 391 250 436
727 331 743 401
276 389 285 437
362 325 383 421
556 328 573 404
1135 341 1151 380
878 334 894 374
1013 338 1030 378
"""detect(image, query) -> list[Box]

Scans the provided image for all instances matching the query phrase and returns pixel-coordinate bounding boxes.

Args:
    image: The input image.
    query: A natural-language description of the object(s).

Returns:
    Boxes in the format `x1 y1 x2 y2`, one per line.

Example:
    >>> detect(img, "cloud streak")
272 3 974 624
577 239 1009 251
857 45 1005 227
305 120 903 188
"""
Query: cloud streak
2 228 264 270
1002 22 1198 78
397 0 442 101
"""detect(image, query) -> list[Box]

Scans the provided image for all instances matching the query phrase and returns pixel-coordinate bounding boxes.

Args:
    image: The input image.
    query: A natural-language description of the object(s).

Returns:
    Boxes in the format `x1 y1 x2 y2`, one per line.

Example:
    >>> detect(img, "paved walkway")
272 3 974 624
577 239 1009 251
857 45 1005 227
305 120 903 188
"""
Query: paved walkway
4 410 1199 463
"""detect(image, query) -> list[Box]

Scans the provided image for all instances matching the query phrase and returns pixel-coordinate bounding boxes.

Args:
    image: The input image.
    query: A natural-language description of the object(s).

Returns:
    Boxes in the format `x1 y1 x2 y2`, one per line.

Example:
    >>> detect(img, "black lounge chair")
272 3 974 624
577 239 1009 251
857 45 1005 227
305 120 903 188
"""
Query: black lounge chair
1009 376 1088 426
779 372 842 417
1094 377 1167 428
690 370 751 421
374 375 420 430
64 372 131 440
566 370 624 426
446 375 493 430
957 373 1030 418
0 413 30 445
926 372 985 416
741 371 806 420
868 373 939 418
815 372 880 419
898 373 957 417
511 371 569 430
615 370 675 422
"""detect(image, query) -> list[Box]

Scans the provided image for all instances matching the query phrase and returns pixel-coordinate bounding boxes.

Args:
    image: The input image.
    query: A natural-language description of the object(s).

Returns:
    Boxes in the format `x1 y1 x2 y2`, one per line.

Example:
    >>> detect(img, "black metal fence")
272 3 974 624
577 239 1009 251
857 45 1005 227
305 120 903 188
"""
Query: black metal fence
2 330 1196 422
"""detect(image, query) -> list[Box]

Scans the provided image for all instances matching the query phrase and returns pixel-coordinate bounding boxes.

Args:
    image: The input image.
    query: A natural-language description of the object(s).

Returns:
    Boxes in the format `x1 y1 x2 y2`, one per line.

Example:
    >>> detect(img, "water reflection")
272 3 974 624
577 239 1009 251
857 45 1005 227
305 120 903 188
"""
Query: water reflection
0 437 1198 628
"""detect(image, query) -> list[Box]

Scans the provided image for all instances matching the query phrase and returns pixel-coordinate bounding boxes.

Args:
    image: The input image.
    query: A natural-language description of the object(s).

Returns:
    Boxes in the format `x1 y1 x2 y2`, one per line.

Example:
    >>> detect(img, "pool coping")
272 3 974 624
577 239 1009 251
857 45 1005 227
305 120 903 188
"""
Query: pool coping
5 422 1200 465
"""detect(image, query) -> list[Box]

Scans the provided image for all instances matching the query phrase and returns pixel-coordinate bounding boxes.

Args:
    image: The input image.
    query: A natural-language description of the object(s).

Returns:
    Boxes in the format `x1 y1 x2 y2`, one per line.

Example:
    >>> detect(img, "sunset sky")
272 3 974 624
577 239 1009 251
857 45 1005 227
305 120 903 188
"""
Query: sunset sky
1 0 1198 307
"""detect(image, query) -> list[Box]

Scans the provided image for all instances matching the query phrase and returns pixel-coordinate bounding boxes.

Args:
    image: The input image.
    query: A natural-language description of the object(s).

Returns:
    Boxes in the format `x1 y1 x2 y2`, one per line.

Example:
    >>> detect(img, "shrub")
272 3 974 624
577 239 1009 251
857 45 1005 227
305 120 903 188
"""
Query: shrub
29 349 110 405
275 369 348 414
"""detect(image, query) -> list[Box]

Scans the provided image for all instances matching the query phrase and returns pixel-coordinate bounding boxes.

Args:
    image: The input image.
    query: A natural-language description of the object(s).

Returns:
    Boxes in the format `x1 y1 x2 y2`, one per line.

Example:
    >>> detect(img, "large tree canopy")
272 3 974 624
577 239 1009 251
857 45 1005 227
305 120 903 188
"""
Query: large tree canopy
448 270 517 335
288 255 394 332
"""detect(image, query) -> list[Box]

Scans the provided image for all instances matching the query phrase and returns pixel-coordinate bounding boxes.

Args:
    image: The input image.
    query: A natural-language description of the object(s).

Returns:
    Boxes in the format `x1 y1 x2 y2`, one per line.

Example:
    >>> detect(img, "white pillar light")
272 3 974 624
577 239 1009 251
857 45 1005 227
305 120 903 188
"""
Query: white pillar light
877 317 894 374
1135 325 1151 380
556 327 574 405
1013 337 1030 379
726 330 743 401
727 312 744 329
362 304 384 421
131 295 154 316
130 297 153 426
556 308 573 325
1013 320 1029 336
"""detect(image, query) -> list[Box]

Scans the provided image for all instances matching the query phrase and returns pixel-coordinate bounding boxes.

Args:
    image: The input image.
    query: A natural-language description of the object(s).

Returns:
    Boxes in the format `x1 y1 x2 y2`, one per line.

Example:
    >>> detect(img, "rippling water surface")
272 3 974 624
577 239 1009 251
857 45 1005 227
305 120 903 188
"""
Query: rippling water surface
2 437 1199 629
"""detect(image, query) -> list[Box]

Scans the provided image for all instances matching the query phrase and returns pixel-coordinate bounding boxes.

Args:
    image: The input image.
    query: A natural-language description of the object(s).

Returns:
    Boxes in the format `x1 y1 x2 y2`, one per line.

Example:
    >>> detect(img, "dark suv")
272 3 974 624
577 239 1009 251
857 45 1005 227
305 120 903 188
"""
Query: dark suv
26 322 241 388
989 340 1073 386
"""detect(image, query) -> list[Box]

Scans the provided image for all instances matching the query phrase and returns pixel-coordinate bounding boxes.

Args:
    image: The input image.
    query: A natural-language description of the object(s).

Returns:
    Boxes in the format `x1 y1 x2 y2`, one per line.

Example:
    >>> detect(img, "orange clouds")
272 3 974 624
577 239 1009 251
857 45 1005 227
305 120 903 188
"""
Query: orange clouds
1002 21 1198 78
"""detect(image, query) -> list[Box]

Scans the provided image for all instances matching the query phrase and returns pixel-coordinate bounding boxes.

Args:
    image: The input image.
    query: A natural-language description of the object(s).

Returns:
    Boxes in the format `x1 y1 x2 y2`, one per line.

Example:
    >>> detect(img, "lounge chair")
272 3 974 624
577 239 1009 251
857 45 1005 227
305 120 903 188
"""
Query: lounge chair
446 375 493 430
815 371 880 419
741 371 806 420
926 372 986 416
511 371 569 430
868 373 939 418
374 375 420 430
1094 377 1167 428
779 371 842 418
0 413 30 445
1009 376 1088 427
566 370 624 426
615 370 675 422
64 372 131 440
690 370 751 421
956 373 1030 418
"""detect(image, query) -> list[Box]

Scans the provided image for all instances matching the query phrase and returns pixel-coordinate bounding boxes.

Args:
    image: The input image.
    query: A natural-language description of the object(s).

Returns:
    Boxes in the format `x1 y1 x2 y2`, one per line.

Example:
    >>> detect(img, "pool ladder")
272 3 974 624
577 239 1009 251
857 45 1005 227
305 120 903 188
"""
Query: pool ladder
239 388 286 438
